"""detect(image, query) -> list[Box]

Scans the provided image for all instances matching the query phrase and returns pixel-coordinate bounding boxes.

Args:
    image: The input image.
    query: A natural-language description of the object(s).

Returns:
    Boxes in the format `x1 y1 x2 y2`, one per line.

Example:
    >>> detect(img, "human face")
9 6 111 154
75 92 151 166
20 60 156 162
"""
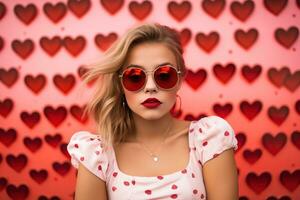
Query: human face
120 42 182 120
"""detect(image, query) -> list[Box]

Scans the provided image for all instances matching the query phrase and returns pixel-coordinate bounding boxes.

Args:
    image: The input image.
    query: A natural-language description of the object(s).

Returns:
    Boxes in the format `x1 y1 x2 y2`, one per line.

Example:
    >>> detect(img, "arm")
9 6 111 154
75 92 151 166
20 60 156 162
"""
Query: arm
202 148 239 200
75 163 108 200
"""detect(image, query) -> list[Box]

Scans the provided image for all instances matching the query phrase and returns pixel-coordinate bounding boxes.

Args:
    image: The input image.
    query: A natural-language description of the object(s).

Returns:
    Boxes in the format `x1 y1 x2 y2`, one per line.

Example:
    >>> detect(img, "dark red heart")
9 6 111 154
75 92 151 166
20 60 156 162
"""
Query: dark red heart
185 68 207 90
43 106 68 127
262 132 287 155
63 36 86 57
246 172 272 194
24 74 47 94
6 153 28 172
0 128 17 147
6 184 29 200
275 26 299 49
234 28 258 50
195 31 219 53
43 2 67 23
0 2 6 20
67 0 91 18
0 177 7 191
14 3 37 25
267 67 290 88
230 0 254 22
213 63 236 84
240 100 262 120
60 143 71 158
45 133 62 148
29 169 48 184
95 33 118 51
213 103 233 118
70 104 88 123
0 67 19 87
178 28 191 47
243 148 262 164
23 137 43 153
77 66 96 86
40 36 62 56
11 39 35 59
0 36 4 51
241 64 262 83
167 1 191 22
20 111 41 129
296 100 300 115
236 132 247 153
267 106 289 126
128 1 152 20
53 74 76 94
279 169 300 192
291 131 300 150
202 0 225 18
284 70 300 92
264 0 288 15
52 161 71 176
100 0 124 15
0 98 13 118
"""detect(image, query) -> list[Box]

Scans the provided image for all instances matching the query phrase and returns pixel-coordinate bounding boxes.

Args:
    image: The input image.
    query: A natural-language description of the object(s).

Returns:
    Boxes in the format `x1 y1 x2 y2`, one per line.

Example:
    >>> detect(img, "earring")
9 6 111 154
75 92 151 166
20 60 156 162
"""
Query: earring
170 94 182 117
122 95 126 108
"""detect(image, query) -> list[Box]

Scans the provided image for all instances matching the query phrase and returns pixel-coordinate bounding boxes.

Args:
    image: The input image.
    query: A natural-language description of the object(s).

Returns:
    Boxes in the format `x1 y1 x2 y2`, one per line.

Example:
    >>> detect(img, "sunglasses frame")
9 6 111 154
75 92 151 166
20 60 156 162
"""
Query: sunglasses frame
118 64 182 92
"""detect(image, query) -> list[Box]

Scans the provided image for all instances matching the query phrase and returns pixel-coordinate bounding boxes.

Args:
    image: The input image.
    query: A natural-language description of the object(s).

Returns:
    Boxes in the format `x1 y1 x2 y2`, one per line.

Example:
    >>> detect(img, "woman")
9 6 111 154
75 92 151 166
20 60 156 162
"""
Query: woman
67 23 239 200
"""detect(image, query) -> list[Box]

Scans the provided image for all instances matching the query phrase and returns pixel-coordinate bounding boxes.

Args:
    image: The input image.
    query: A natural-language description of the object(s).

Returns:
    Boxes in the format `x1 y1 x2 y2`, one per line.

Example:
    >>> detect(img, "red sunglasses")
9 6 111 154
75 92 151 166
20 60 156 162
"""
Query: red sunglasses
118 64 181 92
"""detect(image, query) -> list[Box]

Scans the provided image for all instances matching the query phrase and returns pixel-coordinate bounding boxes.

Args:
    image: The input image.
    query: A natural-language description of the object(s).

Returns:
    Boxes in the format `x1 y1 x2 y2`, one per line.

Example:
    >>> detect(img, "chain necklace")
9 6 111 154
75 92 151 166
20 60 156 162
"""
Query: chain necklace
136 121 172 163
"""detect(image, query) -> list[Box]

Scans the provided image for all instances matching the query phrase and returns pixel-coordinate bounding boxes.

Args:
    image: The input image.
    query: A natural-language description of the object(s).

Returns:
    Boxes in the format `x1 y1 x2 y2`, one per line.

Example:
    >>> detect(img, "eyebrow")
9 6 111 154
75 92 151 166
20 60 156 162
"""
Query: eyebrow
125 62 175 69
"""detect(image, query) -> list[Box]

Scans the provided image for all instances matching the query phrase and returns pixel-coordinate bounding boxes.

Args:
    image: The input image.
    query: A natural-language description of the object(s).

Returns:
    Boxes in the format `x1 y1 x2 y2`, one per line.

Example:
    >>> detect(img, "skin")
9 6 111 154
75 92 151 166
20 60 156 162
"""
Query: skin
74 42 239 200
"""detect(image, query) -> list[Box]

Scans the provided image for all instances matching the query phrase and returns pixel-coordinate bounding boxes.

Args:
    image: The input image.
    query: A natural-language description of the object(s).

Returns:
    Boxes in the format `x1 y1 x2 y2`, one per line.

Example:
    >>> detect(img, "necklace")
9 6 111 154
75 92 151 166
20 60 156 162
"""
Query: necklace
136 121 172 163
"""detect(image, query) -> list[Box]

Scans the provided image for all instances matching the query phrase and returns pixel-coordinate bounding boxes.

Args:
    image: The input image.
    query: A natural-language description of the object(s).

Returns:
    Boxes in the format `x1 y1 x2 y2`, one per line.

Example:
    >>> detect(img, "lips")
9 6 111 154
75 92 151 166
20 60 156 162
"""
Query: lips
141 98 161 109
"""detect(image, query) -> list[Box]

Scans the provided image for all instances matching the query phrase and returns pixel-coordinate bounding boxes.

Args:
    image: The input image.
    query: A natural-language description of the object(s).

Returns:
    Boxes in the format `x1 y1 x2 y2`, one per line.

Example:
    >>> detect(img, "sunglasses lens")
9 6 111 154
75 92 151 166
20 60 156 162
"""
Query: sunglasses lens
154 65 178 89
122 68 146 91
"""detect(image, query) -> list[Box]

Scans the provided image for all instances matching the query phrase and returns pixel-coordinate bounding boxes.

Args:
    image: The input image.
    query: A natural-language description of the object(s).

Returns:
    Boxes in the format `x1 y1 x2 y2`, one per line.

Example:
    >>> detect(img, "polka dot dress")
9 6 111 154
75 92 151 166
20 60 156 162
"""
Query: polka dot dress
67 115 238 199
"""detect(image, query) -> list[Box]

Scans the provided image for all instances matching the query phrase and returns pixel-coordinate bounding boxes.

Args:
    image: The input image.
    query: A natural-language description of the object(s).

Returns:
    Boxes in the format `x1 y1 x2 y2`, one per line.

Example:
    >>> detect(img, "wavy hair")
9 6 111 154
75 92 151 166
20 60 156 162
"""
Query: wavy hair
80 22 187 150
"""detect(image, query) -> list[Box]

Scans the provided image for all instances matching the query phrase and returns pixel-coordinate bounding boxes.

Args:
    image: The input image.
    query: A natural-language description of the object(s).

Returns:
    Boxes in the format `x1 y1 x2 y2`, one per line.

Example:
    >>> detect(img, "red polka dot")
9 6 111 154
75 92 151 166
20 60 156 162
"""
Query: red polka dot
193 147 196 151
181 169 187 174
224 131 229 136
113 172 118 177
192 173 195 178
202 141 207 146
157 175 164 180
199 128 202 133
193 189 198 194
171 184 177 189
80 156 84 161
171 194 178 199
112 186 117 191
90 138 94 141
190 128 194 133
131 180 136 185
124 181 130 186
95 151 100 155
98 165 102 170
145 190 151 195
74 144 79 148
201 194 205 199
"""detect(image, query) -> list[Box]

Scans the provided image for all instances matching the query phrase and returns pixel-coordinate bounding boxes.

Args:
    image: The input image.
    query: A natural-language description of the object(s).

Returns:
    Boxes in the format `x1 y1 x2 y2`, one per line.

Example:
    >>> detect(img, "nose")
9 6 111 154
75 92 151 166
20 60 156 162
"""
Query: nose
143 72 158 93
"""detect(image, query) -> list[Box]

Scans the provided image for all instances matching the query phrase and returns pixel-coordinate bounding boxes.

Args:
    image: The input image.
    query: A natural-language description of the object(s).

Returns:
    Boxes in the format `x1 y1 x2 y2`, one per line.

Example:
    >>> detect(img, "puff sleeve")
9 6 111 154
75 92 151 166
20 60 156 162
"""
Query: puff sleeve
67 131 109 181
193 116 238 166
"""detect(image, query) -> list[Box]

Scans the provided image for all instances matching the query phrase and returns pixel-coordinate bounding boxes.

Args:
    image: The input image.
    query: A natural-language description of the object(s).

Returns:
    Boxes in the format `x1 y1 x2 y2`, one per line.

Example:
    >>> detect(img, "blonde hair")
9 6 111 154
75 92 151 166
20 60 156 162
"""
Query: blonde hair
81 22 186 150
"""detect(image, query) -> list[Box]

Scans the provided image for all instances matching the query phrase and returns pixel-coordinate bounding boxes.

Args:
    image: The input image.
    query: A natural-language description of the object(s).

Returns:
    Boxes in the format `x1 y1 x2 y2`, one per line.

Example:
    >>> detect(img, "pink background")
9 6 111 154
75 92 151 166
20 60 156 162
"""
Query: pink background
0 0 299 199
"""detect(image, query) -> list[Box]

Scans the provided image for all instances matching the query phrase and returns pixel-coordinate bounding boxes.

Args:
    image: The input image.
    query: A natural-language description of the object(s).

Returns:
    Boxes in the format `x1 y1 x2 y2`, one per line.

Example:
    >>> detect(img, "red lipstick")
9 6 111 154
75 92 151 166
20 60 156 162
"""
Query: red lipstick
141 98 162 109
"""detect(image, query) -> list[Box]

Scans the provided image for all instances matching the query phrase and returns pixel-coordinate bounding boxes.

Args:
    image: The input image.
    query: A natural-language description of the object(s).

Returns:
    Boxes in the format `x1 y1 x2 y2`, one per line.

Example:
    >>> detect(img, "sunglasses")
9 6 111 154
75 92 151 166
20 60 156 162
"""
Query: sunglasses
118 64 181 92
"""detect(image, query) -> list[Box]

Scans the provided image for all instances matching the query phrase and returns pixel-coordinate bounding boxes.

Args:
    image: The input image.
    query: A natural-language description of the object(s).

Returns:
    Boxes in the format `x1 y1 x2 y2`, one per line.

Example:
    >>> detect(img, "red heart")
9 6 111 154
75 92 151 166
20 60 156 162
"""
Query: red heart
167 1 191 22
297 0 300 8
279 170 300 192
60 143 70 158
29 169 48 184
0 128 17 147
67 0 91 18
63 36 86 57
43 2 67 23
284 70 300 92
185 68 207 90
0 36 4 51
52 161 71 176
262 133 287 155
267 67 290 88
44 106 67 127
12 39 34 59
0 67 19 87
246 172 272 194
95 33 118 51
234 28 258 50
184 114 207 121
296 100 300 115
6 184 29 200
45 133 62 148
267 106 289 126
178 28 191 47
243 149 262 164
241 64 262 83
128 1 152 20
70 104 88 123
213 63 236 84
230 0 254 22
40 36 62 56
145 189 152 195
14 3 37 25
53 74 76 94
213 103 233 118
0 177 8 191
291 131 300 150
202 0 225 18
275 26 299 49
6 153 28 172
23 137 42 153
24 74 47 94
0 98 13 117
264 0 287 16
77 66 96 86
20 111 40 129
195 32 219 53
240 100 262 120
0 2 6 20
236 132 246 153
100 0 124 15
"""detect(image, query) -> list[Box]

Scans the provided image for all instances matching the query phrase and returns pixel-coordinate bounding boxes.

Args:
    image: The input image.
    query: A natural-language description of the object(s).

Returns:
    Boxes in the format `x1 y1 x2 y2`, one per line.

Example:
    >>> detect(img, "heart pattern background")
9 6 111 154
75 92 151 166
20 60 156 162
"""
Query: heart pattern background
0 0 299 199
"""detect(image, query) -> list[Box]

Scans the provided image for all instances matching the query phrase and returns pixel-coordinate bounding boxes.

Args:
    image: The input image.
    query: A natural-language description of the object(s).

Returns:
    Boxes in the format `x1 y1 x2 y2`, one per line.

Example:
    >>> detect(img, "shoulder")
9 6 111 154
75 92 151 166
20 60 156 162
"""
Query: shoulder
67 131 109 181
191 116 238 165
